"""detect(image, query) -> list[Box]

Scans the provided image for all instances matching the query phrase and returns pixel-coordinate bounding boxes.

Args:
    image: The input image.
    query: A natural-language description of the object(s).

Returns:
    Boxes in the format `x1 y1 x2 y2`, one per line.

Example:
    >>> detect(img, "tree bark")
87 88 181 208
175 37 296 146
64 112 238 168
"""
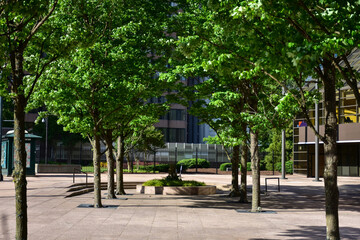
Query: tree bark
104 131 116 199
13 94 27 240
250 129 260 212
239 142 248 203
322 59 340 240
11 49 28 240
116 136 126 195
92 132 102 208
229 145 240 197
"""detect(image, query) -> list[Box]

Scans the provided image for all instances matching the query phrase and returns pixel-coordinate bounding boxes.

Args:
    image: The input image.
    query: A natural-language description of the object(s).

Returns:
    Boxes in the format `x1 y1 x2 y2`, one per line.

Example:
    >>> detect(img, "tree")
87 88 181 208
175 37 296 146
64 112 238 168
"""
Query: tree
0 1 99 238
263 124 293 171
34 0 174 205
164 1 288 210
104 103 167 196
227 2 360 238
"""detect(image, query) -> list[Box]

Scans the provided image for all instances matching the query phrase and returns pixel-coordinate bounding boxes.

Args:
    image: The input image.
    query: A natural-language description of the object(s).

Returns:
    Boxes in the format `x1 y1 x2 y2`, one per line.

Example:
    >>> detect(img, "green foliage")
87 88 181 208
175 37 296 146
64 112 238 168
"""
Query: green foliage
274 161 293 174
154 164 170 173
143 179 206 187
247 162 252 171
134 164 169 173
219 162 232 171
263 124 293 171
81 166 107 173
177 158 210 171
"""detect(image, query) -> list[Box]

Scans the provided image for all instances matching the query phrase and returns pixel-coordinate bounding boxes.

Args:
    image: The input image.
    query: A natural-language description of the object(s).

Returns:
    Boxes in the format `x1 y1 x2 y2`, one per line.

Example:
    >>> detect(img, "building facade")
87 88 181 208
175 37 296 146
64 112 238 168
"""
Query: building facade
293 86 360 177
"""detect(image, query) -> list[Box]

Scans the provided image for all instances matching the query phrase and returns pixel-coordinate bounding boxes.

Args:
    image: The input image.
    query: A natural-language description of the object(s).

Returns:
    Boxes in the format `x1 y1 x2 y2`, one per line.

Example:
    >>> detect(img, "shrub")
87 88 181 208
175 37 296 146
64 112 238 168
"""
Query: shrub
247 162 252 171
156 164 170 172
177 158 210 171
143 179 206 187
274 161 293 174
219 162 232 171
81 166 107 173
140 164 170 173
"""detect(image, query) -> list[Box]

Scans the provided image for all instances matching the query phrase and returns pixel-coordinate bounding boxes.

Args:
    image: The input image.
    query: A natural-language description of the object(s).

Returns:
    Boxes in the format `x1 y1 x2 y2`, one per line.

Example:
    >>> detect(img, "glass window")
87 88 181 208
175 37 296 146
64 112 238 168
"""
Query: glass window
340 98 356 107
164 128 186 142
169 110 177 120
168 109 186 121
294 161 307 169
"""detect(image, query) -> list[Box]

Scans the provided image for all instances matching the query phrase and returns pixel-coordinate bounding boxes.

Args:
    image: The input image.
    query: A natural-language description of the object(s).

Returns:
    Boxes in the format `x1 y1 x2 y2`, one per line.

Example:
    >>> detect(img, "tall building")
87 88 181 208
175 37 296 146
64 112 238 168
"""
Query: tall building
154 77 216 143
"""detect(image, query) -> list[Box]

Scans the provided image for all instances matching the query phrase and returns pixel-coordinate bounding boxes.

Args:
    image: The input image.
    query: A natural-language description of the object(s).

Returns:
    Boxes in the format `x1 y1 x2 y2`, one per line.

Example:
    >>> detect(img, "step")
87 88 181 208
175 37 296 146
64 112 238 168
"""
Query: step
65 182 143 198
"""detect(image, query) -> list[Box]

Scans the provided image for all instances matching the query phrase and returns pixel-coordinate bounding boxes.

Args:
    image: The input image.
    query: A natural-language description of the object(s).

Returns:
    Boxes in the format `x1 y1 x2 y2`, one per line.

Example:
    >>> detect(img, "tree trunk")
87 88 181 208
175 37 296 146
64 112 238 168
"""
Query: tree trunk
322 60 340 240
239 142 248 203
136 156 140 171
229 145 240 197
92 132 102 208
11 49 28 240
13 94 28 240
104 132 116 199
126 152 130 171
116 137 126 195
250 129 260 212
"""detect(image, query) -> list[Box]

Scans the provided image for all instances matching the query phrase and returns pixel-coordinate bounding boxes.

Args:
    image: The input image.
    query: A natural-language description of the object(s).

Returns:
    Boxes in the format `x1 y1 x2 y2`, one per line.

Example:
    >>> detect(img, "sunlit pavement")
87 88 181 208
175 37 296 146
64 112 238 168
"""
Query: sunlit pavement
0 173 359 239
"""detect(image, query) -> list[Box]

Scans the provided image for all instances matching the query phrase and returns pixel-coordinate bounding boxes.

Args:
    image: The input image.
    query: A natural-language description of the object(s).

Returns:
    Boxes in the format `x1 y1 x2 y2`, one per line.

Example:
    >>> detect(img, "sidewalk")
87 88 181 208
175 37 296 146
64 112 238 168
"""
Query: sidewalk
0 173 359 239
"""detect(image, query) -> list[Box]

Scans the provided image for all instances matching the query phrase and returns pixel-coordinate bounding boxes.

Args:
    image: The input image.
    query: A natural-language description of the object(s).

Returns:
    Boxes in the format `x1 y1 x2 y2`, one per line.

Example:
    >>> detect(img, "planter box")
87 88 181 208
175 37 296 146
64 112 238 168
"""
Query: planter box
163 186 216 195
35 164 81 173
137 185 216 195
144 186 163 195
136 185 145 194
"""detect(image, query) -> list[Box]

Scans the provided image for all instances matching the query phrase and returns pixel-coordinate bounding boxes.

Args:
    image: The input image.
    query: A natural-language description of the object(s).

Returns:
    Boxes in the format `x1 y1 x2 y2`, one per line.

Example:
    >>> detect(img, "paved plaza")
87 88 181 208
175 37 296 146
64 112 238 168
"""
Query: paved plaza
0 173 360 239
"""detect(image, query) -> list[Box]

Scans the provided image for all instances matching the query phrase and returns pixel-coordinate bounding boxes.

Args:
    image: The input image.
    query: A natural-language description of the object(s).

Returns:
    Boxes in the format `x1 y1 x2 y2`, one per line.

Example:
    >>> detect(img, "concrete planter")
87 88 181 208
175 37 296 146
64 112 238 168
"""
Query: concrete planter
163 186 216 195
35 164 81 173
136 185 216 195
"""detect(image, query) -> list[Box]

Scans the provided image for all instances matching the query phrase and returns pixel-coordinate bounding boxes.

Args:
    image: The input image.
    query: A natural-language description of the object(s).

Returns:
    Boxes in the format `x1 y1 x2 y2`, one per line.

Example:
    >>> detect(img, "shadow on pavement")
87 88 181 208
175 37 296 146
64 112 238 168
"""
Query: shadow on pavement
248 225 360 240
1 214 9 240
123 183 360 213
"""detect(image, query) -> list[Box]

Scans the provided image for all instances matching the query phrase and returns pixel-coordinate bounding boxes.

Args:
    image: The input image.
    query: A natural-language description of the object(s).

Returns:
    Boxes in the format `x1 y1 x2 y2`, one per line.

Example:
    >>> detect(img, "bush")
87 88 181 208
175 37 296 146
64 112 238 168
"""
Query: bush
155 164 170 172
247 162 251 171
219 161 266 172
219 162 232 171
143 179 206 187
81 166 107 173
274 161 293 174
141 164 169 173
176 158 210 171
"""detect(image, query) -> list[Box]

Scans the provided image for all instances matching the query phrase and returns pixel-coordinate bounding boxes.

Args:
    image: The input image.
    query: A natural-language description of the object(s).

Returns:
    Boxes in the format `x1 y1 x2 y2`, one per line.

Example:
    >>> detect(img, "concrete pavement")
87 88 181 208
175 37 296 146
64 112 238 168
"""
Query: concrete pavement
0 173 359 239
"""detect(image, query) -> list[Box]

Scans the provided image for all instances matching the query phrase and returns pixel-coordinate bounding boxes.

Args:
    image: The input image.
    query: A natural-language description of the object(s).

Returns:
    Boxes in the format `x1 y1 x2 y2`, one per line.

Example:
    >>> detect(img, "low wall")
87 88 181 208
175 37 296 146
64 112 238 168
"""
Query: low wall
137 185 216 195
36 164 81 173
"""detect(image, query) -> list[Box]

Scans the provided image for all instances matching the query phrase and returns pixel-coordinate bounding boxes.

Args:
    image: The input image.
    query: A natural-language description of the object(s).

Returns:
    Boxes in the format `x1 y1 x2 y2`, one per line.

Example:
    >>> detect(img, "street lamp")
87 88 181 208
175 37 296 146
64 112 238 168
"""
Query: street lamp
42 117 48 164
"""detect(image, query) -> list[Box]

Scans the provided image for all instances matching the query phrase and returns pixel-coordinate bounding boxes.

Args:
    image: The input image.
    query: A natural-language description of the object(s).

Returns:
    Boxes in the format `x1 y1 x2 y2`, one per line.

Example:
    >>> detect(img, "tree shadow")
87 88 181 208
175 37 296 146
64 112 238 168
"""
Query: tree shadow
129 183 360 213
250 225 360 240
1 214 9 240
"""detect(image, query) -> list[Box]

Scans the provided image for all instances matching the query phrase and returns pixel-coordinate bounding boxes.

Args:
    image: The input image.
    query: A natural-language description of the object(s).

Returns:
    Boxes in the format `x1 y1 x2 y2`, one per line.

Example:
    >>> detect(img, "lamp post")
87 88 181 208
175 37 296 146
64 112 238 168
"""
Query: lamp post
281 87 287 179
42 117 48 164
314 82 321 181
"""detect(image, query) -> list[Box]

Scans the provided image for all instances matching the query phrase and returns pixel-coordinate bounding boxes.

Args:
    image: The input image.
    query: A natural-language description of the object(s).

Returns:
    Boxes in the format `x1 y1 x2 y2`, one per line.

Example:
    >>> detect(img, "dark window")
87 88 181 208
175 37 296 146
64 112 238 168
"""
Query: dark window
157 128 185 142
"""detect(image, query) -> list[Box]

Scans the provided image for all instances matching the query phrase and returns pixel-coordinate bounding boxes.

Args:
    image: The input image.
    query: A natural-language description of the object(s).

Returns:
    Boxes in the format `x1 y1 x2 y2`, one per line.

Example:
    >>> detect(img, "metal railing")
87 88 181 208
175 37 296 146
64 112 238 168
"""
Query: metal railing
72 168 88 186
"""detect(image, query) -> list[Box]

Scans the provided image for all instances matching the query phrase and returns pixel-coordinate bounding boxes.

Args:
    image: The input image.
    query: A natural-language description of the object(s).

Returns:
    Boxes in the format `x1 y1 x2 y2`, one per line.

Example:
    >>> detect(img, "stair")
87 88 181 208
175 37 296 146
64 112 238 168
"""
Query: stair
65 182 143 198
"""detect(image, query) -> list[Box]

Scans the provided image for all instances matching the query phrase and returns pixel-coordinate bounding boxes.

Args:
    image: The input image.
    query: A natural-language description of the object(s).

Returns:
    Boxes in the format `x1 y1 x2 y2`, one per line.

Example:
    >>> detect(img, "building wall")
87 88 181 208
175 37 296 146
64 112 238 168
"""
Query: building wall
293 86 360 177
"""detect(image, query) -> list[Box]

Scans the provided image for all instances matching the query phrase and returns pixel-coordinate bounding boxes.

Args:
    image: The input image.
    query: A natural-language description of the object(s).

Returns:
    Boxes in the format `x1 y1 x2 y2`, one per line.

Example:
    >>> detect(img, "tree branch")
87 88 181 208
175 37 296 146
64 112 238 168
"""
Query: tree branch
23 0 58 46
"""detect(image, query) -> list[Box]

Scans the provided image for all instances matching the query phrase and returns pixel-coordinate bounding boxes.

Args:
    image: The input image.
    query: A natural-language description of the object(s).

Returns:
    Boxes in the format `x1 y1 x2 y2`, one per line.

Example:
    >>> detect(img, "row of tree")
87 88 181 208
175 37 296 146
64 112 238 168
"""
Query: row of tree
1 1 174 239
162 1 360 240
1 1 360 240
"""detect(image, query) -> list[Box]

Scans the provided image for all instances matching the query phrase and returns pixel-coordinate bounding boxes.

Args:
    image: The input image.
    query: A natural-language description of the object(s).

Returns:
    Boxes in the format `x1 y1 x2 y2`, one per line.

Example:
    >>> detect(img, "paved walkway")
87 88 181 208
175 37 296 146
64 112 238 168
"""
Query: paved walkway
0 173 359 239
